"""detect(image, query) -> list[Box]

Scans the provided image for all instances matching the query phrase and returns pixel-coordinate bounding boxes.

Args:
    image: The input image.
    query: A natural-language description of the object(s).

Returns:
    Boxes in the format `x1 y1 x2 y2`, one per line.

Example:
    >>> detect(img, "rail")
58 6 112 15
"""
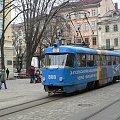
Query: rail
0 95 62 117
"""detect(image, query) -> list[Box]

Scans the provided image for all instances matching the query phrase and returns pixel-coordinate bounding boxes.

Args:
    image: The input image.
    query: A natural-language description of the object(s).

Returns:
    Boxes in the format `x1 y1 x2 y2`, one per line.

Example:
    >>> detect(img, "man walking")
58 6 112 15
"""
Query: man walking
6 68 9 79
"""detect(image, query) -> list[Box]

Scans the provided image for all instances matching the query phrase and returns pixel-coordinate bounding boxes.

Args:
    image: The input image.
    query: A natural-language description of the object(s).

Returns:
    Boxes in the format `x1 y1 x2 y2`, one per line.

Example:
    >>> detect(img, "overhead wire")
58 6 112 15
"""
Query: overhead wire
67 8 95 46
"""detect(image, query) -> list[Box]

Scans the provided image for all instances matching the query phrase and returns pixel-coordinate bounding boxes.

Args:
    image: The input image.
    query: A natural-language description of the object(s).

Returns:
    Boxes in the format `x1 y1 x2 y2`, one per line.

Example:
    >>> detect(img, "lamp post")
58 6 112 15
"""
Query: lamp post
58 30 65 45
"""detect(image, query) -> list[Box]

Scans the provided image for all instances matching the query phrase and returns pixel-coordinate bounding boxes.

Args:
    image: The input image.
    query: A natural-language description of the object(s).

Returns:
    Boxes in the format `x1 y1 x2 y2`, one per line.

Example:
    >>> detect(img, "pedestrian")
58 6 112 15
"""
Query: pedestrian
0 69 7 89
29 66 35 83
35 69 41 83
6 68 9 79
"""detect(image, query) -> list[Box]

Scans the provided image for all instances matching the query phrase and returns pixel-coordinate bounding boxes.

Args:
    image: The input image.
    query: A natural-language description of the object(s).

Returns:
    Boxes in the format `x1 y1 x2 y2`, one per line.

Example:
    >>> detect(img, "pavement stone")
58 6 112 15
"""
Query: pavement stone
1 79 120 120
0 78 47 109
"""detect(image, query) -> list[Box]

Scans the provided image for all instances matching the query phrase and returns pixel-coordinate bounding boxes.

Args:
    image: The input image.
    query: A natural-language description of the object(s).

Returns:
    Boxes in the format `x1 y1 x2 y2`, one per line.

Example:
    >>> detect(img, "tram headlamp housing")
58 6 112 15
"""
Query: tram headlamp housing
59 77 64 82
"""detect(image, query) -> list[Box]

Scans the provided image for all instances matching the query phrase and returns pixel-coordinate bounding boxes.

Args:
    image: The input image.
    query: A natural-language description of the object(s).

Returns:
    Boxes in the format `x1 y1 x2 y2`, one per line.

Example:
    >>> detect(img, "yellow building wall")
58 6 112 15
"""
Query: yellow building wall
4 0 12 47
4 0 14 79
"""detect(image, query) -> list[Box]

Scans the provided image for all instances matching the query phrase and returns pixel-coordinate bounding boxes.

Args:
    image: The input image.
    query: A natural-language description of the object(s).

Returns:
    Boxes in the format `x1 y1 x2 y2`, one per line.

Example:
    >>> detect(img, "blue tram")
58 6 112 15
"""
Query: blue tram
42 43 120 93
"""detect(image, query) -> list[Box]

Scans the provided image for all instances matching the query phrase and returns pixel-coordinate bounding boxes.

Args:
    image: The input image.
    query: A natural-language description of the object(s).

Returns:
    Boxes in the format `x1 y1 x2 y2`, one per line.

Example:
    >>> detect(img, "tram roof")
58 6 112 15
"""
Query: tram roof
45 45 120 56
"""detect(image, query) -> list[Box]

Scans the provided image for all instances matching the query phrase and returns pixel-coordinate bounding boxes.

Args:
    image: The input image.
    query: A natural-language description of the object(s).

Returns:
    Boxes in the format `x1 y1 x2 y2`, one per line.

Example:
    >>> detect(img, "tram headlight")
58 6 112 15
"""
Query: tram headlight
42 76 45 82
59 77 64 82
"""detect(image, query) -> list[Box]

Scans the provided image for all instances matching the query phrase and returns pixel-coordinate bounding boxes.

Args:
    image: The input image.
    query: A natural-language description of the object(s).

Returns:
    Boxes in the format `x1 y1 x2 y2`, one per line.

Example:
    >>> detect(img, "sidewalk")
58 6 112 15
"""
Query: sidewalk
0 79 48 109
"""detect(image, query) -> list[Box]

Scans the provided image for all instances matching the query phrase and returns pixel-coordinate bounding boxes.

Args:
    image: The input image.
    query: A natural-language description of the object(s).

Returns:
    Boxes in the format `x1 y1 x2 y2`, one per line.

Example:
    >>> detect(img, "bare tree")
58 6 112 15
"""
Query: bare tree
0 0 68 72
16 0 69 72
0 0 27 70
12 24 26 72
43 15 71 45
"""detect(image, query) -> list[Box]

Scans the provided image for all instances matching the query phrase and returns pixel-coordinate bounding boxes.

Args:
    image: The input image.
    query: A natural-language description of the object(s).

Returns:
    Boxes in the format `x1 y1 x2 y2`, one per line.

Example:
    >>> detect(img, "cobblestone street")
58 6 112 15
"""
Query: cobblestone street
0 79 47 109
0 79 120 120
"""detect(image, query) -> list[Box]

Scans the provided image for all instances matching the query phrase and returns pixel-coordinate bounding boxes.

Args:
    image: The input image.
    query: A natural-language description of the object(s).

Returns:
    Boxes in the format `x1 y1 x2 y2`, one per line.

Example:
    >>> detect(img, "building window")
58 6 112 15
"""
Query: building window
0 19 2 27
113 25 118 31
92 37 96 45
84 22 89 31
76 39 81 43
78 14 81 19
77 23 81 31
0 0 3 11
0 19 2 38
114 38 118 47
7 60 12 65
74 12 81 18
105 26 109 32
91 21 96 30
85 38 89 43
91 10 96 16
106 39 110 49
74 12 78 17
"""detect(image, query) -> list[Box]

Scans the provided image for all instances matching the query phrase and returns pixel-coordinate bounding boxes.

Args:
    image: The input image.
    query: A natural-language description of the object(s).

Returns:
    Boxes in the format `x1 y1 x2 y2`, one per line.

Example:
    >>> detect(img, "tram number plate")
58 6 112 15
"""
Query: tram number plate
48 75 56 79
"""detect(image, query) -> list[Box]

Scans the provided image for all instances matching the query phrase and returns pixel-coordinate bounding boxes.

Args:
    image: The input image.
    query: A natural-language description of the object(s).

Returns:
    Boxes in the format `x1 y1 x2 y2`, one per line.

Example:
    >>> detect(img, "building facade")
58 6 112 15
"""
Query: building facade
57 0 115 48
97 9 120 51
0 0 13 78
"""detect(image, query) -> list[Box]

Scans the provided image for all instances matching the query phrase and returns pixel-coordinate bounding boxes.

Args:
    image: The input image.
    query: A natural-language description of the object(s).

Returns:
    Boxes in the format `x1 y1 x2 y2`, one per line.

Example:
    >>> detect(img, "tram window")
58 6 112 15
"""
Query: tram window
106 56 111 65
112 56 116 65
94 55 97 66
101 55 106 66
44 55 50 66
78 54 86 67
66 54 75 67
116 56 119 64
87 54 94 67
44 54 69 68
95 55 101 66
94 55 100 66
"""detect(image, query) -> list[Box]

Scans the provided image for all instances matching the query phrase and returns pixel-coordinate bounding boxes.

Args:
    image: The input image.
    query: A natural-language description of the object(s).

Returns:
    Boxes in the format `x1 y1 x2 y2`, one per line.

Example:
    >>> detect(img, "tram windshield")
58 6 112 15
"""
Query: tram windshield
44 53 75 68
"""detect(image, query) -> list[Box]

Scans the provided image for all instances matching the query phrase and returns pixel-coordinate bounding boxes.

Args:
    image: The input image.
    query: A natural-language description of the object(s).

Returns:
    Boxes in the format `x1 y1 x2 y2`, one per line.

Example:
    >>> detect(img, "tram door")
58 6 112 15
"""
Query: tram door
97 55 108 85
96 55 101 80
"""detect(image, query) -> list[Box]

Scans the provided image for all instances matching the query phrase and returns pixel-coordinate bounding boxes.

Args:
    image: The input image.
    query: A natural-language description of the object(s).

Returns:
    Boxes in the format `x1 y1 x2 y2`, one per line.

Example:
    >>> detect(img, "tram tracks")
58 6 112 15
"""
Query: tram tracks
0 95 62 117
82 97 120 120
1 82 120 119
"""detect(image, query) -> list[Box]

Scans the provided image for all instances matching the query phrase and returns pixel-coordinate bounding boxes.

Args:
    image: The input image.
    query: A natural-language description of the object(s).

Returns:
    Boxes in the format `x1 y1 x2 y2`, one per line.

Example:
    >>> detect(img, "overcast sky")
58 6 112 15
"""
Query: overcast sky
12 0 120 24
